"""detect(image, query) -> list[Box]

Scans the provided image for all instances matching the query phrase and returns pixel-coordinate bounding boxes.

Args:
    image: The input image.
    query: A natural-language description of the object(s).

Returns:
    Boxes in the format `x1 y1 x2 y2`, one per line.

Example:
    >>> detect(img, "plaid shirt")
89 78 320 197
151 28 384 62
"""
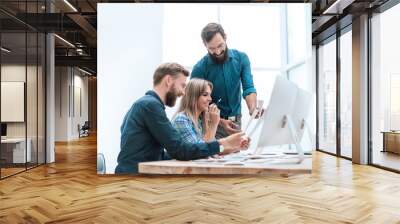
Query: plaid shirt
172 112 205 144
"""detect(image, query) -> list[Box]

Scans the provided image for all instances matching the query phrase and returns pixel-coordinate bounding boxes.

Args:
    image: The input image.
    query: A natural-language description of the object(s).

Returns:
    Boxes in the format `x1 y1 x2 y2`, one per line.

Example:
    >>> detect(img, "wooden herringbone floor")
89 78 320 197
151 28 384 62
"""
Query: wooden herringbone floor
1 134 400 224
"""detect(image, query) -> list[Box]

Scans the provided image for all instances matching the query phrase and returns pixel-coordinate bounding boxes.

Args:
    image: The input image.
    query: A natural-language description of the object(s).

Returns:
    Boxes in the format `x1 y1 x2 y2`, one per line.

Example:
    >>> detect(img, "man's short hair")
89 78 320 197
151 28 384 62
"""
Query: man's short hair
153 62 189 86
201 23 226 44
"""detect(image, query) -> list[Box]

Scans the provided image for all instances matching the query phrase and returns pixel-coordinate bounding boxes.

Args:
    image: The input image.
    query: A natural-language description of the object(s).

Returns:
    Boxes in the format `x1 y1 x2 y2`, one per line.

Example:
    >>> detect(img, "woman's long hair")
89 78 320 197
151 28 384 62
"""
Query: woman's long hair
175 78 213 134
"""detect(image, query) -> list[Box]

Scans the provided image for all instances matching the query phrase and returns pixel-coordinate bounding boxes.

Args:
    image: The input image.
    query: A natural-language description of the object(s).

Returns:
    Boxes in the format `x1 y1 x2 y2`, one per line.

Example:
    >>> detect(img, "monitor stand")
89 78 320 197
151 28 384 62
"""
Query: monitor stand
252 114 305 164
285 114 304 163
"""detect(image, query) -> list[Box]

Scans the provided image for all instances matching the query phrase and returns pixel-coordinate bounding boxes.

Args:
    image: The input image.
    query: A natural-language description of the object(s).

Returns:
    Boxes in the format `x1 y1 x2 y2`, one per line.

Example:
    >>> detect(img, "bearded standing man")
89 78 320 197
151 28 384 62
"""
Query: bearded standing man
191 23 261 139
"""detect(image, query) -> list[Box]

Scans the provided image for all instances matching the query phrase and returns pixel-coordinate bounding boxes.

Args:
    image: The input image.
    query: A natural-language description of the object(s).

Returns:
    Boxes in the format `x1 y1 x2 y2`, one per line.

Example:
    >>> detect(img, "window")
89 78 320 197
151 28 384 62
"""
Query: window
287 4 309 65
0 2 46 179
390 74 400 130
340 30 352 158
241 70 280 123
371 3 400 171
318 39 337 154
220 4 281 68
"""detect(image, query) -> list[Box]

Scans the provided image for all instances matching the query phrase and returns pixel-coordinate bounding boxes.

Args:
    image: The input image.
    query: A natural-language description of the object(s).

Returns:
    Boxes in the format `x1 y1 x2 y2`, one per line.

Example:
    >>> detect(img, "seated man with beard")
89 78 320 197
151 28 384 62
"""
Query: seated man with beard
115 62 248 174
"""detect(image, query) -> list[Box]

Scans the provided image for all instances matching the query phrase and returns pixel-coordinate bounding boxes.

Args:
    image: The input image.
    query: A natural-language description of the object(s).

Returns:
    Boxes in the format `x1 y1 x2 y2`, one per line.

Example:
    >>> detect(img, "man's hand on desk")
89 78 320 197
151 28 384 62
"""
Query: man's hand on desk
218 133 250 155
240 136 250 149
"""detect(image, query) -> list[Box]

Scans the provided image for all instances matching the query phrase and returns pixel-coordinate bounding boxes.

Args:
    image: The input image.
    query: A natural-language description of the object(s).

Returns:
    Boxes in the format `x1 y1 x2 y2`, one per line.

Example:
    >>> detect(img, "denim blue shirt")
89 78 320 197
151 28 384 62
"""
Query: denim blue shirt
115 91 220 174
191 49 256 117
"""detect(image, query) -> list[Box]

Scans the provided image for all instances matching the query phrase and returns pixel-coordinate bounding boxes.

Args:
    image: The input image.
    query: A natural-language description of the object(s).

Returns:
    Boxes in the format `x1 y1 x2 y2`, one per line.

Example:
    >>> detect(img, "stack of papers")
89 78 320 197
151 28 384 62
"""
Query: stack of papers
192 152 306 166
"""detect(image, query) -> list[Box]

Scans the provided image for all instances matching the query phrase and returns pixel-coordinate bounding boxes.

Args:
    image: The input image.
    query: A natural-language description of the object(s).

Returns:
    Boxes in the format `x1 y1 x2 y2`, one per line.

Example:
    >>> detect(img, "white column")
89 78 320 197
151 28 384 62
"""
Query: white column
352 14 369 164
45 0 56 163
46 32 55 163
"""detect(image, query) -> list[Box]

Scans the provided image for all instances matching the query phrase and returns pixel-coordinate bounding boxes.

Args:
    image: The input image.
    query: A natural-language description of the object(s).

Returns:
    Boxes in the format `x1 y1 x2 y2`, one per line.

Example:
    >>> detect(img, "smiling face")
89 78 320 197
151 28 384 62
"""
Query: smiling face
196 84 212 113
177 79 213 119
204 33 228 64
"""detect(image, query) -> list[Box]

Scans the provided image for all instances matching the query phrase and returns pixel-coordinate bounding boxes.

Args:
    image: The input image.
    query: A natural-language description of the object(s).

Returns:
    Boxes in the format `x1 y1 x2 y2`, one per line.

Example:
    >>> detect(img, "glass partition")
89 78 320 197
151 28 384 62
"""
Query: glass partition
27 30 38 169
371 4 400 171
317 38 337 155
0 1 46 179
1 31 28 177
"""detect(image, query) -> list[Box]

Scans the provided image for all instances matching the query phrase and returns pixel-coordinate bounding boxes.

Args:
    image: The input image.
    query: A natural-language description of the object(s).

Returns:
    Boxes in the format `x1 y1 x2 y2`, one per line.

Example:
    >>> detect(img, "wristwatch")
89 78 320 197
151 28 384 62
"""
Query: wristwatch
219 144 225 153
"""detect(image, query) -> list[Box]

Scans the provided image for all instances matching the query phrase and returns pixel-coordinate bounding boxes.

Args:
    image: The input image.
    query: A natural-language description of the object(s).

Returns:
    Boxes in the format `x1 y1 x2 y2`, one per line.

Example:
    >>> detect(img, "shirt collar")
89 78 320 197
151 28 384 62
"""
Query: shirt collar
145 90 165 109
207 48 234 64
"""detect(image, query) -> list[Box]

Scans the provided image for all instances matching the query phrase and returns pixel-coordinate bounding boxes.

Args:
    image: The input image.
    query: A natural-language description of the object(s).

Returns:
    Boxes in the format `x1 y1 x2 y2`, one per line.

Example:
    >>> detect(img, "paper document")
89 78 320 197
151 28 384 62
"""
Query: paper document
243 100 264 138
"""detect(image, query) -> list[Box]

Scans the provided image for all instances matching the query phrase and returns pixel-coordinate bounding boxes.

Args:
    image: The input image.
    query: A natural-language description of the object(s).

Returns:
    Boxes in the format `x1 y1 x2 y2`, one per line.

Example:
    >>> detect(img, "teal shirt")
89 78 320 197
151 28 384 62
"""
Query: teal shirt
191 49 256 117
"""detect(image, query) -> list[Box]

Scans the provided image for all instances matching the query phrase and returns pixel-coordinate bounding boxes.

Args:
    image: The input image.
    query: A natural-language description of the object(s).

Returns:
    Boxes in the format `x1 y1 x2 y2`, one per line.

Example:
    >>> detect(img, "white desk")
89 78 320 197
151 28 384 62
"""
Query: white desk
1 138 31 163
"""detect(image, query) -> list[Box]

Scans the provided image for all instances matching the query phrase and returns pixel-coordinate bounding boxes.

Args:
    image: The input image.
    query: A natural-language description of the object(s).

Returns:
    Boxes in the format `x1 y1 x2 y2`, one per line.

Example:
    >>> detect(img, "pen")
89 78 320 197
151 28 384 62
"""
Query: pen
212 98 222 106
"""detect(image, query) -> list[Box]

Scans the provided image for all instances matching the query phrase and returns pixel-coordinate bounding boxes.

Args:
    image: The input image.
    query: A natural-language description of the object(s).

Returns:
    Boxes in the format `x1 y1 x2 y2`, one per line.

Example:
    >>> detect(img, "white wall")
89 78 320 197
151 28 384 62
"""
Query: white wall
72 72 89 138
98 4 164 173
55 67 68 141
55 67 89 141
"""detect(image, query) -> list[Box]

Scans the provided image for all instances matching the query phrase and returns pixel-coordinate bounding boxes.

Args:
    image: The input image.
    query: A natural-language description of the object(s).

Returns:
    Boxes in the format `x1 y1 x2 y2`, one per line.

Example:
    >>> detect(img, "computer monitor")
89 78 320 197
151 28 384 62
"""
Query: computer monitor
1 123 7 138
246 76 312 160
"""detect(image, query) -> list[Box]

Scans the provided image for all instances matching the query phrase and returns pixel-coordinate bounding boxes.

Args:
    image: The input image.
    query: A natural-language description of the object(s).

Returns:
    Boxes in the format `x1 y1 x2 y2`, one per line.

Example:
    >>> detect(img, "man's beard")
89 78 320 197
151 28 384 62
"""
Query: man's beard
165 86 179 107
209 46 228 64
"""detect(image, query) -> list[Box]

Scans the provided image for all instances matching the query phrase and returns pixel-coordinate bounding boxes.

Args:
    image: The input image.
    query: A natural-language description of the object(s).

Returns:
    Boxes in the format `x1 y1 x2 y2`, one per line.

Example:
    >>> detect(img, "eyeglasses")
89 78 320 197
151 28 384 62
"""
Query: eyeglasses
207 43 226 54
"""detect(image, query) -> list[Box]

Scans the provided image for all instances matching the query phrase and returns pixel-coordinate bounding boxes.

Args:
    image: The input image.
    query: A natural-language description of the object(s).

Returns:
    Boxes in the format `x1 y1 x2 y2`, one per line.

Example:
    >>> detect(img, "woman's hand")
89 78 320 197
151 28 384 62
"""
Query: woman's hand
202 104 220 142
208 104 220 128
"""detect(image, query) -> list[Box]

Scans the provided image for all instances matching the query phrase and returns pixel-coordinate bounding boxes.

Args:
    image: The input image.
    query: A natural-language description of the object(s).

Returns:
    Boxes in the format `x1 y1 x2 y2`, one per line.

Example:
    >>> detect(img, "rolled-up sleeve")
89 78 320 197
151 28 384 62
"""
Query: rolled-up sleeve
141 102 219 160
241 53 257 98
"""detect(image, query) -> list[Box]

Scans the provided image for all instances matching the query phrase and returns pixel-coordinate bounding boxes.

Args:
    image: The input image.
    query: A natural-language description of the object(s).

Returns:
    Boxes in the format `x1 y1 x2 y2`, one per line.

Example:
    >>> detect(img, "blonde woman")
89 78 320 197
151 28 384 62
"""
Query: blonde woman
172 78 220 143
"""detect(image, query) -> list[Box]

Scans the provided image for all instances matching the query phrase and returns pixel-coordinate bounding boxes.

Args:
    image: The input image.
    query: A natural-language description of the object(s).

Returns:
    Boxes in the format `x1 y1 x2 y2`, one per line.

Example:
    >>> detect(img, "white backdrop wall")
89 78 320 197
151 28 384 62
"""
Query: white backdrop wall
98 3 311 174
98 4 164 173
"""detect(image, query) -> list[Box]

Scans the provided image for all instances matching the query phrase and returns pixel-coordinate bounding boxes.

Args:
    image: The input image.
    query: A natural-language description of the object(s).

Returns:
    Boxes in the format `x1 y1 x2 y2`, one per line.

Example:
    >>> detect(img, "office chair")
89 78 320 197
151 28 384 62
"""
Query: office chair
97 153 106 174
79 121 90 138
